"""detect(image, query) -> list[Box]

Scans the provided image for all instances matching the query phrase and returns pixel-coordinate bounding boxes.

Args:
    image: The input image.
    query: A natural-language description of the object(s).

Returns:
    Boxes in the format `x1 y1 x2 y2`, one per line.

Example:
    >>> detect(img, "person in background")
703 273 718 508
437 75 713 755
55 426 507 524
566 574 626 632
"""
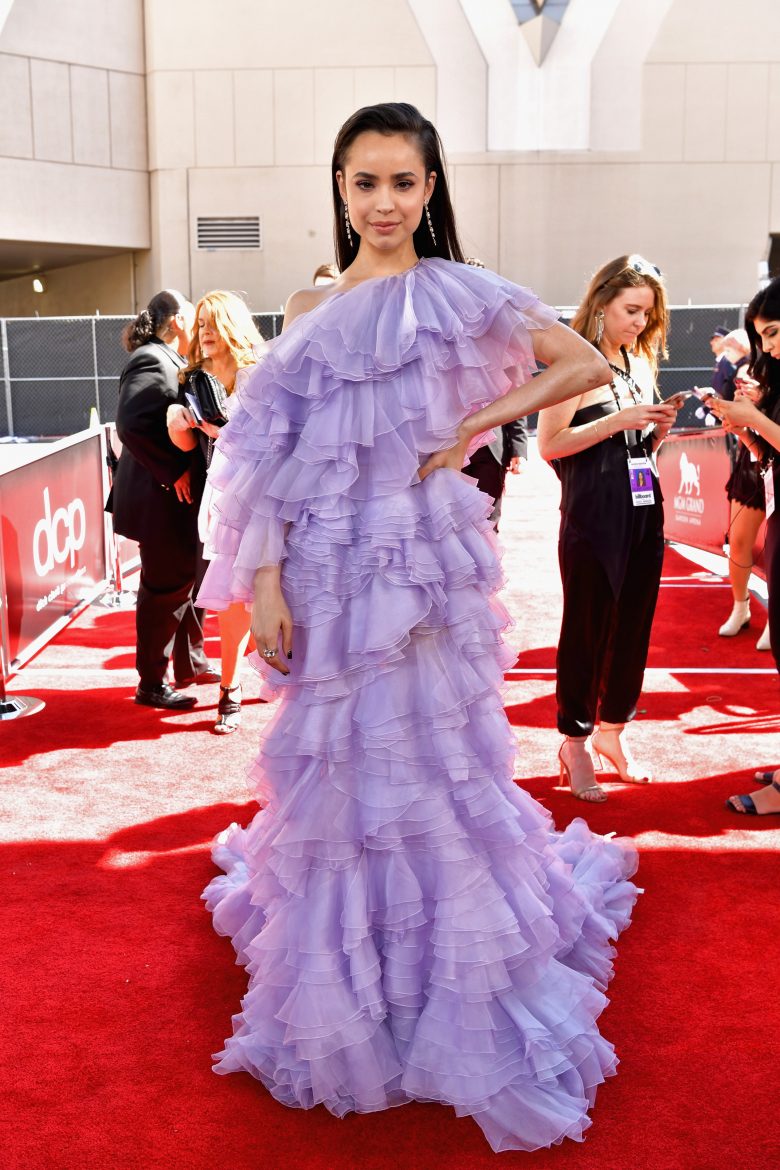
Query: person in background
717 364 769 648
167 291 263 734
462 256 527 529
463 418 527 530
710 276 780 815
712 328 749 402
110 288 216 710
537 255 677 801
312 263 337 286
710 325 729 361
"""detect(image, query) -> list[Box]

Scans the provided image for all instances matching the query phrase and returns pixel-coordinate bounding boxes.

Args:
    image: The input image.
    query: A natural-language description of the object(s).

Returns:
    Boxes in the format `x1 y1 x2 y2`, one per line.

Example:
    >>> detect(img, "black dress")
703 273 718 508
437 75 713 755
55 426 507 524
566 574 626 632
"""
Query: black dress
554 398 665 737
725 443 765 510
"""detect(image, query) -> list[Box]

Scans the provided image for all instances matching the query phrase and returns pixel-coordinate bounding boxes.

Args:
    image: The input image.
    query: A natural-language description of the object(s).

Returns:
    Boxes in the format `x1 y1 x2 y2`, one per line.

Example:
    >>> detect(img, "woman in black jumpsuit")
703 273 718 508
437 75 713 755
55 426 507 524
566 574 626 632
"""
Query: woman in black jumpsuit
538 256 677 802
711 277 780 815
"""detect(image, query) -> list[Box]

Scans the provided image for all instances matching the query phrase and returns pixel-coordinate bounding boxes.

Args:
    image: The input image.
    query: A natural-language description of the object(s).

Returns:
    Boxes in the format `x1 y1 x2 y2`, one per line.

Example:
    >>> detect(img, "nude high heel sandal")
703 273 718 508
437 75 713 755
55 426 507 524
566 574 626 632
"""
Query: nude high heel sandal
591 725 651 784
558 738 606 803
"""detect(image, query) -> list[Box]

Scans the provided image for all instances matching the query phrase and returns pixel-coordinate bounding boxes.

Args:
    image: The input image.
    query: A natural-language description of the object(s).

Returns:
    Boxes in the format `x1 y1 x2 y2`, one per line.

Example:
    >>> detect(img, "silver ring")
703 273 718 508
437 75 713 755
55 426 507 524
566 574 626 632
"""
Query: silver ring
262 647 276 660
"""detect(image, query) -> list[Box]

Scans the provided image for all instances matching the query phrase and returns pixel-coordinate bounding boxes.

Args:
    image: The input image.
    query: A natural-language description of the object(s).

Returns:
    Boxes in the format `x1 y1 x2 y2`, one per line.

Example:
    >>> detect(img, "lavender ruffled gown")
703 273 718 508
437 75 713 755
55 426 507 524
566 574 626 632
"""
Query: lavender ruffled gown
198 258 639 1154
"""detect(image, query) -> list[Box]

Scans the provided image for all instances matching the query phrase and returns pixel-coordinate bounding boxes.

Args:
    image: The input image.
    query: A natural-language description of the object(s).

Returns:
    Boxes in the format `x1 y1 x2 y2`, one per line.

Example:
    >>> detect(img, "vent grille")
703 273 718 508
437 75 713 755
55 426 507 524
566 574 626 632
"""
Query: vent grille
196 216 262 251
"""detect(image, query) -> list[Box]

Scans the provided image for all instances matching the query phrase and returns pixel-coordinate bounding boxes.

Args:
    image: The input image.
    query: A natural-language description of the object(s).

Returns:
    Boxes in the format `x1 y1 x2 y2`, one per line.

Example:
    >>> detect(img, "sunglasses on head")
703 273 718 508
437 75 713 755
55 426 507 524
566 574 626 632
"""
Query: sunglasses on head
598 254 662 293
627 254 662 279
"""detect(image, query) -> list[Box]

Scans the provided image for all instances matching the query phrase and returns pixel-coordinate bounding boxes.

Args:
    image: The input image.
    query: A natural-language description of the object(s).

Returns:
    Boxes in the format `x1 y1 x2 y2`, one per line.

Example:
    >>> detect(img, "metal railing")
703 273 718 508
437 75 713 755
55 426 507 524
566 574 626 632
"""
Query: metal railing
0 305 742 438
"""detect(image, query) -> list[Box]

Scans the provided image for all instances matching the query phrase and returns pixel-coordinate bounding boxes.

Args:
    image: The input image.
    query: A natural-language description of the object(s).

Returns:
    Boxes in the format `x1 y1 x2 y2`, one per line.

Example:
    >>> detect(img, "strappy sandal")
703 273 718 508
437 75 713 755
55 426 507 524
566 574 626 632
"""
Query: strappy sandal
726 778 780 815
591 726 651 784
754 770 779 786
558 739 607 803
213 684 241 735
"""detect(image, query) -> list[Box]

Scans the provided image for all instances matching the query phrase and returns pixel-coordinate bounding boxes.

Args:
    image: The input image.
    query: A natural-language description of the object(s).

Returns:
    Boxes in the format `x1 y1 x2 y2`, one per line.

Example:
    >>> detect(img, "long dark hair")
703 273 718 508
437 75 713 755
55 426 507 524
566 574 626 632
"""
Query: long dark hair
122 289 187 352
745 278 780 461
331 102 464 273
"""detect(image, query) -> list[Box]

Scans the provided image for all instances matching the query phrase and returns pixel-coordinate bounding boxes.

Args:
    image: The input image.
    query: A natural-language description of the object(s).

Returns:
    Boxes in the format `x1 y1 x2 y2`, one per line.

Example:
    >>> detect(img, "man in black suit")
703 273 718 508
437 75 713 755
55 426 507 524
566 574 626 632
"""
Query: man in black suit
463 419 527 531
110 289 215 709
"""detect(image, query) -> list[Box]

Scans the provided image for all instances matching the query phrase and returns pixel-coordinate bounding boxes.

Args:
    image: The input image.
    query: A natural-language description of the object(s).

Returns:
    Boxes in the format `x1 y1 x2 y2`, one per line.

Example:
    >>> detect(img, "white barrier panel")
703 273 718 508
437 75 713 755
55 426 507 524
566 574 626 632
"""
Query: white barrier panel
0 429 109 676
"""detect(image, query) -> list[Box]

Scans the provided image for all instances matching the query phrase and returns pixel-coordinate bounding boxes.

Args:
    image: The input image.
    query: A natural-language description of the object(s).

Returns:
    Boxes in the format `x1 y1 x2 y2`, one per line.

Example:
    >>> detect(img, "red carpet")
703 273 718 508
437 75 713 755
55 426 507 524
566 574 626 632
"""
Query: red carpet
3 450 780 1170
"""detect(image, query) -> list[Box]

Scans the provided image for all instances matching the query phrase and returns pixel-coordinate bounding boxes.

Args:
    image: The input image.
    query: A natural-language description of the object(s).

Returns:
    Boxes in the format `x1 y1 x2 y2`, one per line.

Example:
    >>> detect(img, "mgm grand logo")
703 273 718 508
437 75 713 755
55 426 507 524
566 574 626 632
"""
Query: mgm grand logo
673 451 705 516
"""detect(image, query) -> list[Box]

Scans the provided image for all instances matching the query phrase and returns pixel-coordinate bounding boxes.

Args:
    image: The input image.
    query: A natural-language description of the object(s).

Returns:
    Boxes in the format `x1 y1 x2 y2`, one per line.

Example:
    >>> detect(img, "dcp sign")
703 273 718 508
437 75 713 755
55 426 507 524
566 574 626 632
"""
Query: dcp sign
33 487 87 576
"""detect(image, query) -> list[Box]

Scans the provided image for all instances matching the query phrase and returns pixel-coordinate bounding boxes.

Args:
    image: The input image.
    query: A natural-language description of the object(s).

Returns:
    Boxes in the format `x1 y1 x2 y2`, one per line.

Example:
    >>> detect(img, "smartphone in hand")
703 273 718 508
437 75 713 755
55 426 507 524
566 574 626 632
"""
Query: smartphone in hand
185 391 205 425
665 390 695 410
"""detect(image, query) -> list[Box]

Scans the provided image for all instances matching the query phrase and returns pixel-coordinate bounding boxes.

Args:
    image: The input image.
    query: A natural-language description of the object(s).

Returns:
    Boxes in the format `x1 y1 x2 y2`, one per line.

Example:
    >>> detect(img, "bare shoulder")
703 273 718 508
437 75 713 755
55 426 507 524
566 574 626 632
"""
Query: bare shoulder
282 286 332 331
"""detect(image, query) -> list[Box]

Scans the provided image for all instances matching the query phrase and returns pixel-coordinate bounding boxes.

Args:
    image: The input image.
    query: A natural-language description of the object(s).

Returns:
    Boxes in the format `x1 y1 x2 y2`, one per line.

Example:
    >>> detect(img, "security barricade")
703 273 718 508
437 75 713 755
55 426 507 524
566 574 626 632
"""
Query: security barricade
657 428 766 577
0 427 111 681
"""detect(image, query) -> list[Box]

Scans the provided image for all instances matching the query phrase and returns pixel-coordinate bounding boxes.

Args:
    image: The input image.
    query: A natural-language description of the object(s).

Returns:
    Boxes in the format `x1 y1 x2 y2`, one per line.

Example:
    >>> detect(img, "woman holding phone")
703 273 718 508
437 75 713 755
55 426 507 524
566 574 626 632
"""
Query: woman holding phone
710 278 780 814
538 256 677 801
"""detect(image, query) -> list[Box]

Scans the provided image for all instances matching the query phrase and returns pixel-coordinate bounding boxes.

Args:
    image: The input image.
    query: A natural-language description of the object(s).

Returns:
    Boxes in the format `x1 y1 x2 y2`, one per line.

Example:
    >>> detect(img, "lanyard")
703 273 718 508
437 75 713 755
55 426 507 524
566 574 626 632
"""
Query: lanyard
606 349 642 454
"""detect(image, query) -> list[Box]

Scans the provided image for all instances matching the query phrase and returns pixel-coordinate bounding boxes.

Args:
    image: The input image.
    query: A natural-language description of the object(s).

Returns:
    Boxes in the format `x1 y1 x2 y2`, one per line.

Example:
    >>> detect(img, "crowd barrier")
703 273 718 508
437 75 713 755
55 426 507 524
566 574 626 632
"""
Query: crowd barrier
0 425 138 714
657 427 766 576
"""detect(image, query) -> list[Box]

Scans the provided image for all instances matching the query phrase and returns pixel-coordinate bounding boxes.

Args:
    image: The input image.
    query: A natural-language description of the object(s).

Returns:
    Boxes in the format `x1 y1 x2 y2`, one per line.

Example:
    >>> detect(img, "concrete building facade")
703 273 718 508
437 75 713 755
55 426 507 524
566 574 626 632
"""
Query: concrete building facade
1 0 778 314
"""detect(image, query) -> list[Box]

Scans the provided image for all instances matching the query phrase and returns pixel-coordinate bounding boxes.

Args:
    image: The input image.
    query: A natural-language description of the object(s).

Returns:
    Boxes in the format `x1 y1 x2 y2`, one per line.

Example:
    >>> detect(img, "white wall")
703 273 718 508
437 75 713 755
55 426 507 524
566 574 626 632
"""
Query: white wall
0 0 149 298
4 0 780 314
138 0 436 308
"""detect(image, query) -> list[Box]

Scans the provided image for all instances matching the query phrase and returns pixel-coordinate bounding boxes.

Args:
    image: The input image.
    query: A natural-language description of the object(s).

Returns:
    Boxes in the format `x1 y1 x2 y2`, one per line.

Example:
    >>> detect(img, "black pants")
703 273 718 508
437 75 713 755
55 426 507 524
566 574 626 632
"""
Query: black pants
556 515 664 736
765 510 780 675
135 530 208 687
463 448 507 530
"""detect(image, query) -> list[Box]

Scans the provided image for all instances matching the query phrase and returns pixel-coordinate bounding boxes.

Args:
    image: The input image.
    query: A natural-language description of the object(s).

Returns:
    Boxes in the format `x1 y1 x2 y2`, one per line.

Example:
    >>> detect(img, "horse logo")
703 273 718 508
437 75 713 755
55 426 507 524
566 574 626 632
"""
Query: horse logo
678 451 701 496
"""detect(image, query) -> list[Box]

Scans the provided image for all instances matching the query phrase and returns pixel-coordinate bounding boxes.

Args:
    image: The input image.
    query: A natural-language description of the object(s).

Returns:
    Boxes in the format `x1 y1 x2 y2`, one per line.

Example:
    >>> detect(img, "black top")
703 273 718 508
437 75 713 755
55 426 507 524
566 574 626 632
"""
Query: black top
554 397 663 595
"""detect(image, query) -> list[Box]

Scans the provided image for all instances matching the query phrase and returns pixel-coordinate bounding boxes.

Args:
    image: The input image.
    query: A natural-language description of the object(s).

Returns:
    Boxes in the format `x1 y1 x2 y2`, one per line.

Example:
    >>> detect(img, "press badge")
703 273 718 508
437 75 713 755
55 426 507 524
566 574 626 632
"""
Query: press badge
627 456 655 507
764 465 775 519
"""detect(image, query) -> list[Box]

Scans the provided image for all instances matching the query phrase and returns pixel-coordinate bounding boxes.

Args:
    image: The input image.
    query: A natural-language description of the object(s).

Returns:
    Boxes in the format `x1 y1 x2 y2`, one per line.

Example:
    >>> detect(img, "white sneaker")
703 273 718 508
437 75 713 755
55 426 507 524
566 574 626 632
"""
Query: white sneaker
718 600 750 637
757 621 771 651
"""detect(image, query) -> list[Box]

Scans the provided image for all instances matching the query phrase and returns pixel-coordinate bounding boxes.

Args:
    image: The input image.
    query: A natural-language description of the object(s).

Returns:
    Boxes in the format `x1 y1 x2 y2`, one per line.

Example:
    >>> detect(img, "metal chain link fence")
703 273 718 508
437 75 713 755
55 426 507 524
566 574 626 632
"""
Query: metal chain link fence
0 306 742 439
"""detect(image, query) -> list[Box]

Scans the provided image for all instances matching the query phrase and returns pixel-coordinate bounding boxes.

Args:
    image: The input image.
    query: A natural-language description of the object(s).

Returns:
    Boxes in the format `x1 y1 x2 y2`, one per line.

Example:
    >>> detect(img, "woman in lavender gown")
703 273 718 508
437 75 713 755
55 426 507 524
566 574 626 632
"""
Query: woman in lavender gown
197 102 640 1154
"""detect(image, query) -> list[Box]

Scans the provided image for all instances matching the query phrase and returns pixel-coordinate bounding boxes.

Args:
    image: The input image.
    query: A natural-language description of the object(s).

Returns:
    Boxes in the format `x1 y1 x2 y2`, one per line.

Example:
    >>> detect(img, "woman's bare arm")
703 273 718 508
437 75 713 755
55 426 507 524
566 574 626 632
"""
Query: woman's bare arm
166 404 198 451
419 323 610 479
537 396 675 461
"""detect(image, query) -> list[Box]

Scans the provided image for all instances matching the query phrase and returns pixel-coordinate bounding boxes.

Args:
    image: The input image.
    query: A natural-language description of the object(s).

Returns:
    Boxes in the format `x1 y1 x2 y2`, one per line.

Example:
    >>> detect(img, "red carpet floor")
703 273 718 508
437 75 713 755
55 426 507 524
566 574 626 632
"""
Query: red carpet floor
3 449 780 1170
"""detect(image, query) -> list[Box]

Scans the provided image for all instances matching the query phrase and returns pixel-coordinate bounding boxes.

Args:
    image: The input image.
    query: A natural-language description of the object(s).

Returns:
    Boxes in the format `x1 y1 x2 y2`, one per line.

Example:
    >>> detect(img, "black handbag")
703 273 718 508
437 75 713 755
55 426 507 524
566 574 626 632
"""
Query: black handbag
184 368 229 427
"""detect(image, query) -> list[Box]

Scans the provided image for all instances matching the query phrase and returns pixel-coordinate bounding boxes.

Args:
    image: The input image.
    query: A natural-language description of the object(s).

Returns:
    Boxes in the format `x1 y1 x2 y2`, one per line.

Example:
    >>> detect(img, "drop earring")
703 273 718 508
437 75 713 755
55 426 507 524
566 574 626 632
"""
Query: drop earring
343 203 354 248
425 202 436 247
595 310 605 346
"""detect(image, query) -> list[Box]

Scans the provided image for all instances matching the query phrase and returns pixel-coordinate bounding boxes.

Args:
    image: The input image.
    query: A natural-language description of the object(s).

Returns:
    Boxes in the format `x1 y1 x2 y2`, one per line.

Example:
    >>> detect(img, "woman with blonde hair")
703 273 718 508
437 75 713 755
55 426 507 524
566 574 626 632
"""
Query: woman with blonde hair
538 256 678 800
167 289 263 733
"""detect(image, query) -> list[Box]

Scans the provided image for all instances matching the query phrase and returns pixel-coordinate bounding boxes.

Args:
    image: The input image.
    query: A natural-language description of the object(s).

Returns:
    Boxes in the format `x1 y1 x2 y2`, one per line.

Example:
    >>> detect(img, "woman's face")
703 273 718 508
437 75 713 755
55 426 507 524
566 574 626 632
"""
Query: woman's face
198 308 228 362
336 131 436 256
602 284 656 351
753 315 780 360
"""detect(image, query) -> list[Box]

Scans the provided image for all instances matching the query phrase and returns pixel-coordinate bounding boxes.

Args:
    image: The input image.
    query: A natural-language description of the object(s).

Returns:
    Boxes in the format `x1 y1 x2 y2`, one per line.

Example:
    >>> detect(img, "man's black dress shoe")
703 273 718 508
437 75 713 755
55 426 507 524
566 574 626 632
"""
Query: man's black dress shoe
174 668 220 687
135 683 197 710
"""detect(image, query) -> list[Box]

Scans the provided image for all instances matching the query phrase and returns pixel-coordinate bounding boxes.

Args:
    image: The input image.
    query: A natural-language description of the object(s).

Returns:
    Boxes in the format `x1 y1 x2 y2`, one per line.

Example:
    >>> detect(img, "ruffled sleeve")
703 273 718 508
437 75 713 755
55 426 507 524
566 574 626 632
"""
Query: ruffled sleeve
197 258 557 611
